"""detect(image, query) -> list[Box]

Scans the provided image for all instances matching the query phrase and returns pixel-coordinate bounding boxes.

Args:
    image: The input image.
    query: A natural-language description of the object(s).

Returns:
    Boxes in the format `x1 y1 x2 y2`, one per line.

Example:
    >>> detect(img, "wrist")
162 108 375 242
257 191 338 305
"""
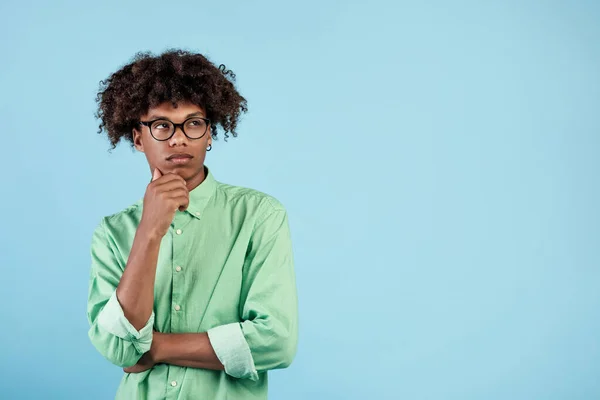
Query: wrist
137 221 164 243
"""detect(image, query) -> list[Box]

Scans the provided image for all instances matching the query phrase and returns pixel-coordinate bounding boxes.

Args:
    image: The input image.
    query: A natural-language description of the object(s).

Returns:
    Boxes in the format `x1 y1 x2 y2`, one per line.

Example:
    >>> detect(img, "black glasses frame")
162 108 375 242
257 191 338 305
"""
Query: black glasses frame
139 117 211 141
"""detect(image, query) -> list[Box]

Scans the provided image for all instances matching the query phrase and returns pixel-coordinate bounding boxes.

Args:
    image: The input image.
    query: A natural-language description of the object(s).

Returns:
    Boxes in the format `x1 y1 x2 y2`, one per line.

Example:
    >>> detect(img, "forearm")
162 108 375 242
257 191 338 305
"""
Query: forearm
153 332 224 371
116 223 161 330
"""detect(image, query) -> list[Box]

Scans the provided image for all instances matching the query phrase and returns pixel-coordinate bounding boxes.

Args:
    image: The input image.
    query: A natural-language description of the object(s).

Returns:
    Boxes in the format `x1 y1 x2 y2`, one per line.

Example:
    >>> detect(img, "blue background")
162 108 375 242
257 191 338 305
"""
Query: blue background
1 1 599 399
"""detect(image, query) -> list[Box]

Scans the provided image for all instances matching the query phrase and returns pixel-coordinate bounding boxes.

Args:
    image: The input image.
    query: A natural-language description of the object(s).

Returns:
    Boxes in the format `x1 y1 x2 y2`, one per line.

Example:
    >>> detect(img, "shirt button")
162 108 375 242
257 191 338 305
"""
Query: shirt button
171 380 177 387
176 229 182 235
174 304 181 311
195 212 200 216
175 266 182 272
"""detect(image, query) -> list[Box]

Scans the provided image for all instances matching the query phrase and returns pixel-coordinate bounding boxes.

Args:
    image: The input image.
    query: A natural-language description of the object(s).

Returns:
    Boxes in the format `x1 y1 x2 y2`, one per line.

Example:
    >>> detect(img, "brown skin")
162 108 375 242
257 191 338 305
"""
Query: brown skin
124 331 224 373
133 101 213 192
117 101 224 373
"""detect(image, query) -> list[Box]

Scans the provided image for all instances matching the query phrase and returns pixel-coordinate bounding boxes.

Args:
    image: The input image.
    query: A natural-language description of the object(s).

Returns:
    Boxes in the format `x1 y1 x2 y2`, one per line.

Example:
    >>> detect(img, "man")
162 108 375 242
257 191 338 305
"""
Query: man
87 49 298 399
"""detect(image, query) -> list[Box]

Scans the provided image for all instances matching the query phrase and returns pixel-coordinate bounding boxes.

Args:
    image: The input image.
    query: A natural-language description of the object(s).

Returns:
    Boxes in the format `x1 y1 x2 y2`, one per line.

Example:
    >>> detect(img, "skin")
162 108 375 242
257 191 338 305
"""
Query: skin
133 101 213 192
116 101 224 373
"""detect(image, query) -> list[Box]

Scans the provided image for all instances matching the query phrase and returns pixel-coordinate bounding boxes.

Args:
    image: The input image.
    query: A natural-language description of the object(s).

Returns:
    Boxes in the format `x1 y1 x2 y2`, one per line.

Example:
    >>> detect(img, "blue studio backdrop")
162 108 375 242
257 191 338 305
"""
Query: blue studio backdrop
0 1 599 399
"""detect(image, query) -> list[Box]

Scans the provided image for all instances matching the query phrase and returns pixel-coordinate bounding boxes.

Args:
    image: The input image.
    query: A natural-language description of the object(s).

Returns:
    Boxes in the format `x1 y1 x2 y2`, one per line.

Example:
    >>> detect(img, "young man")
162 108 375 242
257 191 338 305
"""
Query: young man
87 50 298 400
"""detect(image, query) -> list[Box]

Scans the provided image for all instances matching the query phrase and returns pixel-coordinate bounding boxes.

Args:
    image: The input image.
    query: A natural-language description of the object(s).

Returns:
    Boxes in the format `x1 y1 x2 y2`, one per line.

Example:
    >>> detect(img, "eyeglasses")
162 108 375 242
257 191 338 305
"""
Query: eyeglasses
139 117 211 141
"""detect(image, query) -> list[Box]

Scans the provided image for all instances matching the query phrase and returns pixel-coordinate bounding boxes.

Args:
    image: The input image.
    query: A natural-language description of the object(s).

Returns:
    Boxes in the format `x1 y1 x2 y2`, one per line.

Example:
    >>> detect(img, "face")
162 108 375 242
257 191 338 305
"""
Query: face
133 102 212 186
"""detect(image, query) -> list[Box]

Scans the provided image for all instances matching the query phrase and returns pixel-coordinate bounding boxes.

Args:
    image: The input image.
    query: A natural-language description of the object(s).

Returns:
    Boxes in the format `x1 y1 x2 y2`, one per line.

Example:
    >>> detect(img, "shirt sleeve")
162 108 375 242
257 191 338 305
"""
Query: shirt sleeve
87 218 155 368
207 205 299 380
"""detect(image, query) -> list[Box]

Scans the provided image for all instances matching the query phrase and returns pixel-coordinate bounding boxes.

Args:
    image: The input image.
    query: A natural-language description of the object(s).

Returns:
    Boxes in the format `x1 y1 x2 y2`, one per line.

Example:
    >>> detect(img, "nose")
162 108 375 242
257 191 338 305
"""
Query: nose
168 125 188 146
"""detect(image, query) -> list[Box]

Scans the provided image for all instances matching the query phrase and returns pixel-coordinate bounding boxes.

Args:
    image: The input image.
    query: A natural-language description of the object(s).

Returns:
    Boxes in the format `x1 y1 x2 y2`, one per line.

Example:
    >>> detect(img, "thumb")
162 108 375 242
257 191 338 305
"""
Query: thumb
152 168 162 182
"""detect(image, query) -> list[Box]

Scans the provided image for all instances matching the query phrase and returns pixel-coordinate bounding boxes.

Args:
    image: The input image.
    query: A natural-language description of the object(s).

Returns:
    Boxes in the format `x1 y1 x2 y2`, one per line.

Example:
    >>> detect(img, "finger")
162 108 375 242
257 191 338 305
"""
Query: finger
153 171 183 182
165 189 189 209
165 188 189 199
154 173 187 187
154 177 189 192
125 364 145 373
169 195 189 212
177 198 190 212
152 168 162 182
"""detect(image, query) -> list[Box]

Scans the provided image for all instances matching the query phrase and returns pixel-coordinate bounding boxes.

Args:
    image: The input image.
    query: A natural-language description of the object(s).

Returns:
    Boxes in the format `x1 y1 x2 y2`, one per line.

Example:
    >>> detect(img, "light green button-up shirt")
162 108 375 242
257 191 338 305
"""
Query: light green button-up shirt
87 167 298 400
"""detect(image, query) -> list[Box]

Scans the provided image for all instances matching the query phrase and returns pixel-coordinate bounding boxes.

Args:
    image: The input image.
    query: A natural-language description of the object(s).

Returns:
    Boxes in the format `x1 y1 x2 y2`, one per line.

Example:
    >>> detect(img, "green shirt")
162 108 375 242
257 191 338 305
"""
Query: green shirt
87 167 299 400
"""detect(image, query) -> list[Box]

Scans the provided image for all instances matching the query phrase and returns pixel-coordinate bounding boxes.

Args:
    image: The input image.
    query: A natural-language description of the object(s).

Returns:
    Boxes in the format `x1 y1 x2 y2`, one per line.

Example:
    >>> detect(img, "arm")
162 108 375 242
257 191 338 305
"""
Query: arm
206 205 299 380
157 332 225 370
87 219 158 368
88 170 188 368
117 169 187 330
115 224 161 330
123 331 225 373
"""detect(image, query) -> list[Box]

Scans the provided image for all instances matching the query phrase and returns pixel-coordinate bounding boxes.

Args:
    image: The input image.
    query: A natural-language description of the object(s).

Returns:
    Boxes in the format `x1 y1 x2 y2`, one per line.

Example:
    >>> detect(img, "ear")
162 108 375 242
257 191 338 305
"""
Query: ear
133 128 144 152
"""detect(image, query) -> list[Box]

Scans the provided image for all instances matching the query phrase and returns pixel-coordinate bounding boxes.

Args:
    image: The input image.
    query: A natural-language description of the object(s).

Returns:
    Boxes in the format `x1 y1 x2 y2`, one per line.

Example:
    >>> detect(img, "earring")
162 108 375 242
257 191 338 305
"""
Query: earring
207 144 212 151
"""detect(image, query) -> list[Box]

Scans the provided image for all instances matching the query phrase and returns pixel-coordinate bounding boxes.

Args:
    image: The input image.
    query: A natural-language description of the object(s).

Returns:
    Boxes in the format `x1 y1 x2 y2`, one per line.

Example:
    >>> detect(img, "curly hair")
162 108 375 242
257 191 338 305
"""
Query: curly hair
95 49 248 149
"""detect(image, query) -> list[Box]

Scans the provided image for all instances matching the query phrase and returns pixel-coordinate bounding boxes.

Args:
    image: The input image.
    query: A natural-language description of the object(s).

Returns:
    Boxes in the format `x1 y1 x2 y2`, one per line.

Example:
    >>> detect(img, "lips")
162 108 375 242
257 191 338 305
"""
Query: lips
167 153 193 160
167 153 194 165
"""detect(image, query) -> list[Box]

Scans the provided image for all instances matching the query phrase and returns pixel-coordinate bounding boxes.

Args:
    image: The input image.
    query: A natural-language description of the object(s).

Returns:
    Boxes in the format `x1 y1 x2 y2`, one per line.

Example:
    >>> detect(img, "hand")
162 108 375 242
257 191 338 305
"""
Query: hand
139 168 189 239
123 351 156 374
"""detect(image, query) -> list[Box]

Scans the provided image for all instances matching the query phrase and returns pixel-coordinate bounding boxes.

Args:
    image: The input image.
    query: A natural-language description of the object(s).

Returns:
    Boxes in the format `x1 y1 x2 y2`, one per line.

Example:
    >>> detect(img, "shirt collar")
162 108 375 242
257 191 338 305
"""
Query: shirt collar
185 166 217 220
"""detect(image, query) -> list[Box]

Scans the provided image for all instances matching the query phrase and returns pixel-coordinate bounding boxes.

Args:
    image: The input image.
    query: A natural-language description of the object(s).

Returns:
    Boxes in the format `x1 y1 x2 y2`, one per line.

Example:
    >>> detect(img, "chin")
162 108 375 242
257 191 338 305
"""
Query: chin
168 164 203 179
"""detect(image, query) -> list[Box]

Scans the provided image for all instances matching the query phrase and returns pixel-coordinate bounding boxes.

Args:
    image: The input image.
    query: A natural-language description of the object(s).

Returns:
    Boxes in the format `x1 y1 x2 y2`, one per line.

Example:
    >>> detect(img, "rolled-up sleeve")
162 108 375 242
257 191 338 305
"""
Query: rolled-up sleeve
207 204 298 380
87 218 154 368
207 322 258 380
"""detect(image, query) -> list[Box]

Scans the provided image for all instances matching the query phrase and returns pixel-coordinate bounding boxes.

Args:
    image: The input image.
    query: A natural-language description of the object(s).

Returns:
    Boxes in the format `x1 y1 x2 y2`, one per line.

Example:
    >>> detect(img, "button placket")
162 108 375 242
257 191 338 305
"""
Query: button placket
171 220 186 334
166 365 182 398
165 223 183 399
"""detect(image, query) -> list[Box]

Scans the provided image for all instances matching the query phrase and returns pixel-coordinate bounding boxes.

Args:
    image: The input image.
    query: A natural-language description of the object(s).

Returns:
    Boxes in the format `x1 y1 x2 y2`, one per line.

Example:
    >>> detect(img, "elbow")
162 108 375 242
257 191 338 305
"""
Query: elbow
244 315 298 372
276 346 296 369
270 324 298 370
104 349 141 369
88 325 143 368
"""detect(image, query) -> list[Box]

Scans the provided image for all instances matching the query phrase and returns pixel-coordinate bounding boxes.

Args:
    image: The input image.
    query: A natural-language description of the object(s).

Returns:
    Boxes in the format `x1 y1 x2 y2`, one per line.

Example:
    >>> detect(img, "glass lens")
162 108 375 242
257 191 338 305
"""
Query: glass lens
184 118 208 138
151 120 174 140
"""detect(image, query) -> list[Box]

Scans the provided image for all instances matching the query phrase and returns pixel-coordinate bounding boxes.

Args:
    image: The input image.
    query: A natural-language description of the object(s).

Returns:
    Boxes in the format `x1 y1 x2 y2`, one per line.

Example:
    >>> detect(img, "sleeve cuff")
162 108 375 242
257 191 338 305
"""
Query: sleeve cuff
207 322 259 381
97 290 154 354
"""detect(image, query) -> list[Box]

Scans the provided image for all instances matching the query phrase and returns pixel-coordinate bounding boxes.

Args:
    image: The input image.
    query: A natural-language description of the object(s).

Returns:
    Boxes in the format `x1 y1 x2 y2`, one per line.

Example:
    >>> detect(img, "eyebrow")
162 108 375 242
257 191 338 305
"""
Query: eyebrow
146 111 205 120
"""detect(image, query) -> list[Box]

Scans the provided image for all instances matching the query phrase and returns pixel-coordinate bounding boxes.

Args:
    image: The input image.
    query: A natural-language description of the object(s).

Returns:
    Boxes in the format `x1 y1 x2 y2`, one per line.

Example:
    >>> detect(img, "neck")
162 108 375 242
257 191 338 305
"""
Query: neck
185 165 207 191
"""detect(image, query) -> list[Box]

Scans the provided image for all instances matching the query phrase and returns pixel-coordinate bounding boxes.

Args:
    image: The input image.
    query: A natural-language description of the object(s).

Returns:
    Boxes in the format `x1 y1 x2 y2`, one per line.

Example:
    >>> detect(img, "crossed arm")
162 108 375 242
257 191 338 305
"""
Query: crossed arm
123 331 224 373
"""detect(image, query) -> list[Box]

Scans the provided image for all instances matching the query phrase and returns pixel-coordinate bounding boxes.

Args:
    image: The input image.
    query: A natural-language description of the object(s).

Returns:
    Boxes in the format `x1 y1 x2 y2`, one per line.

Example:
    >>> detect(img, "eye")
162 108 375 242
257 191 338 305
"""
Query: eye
186 118 206 128
151 120 172 130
